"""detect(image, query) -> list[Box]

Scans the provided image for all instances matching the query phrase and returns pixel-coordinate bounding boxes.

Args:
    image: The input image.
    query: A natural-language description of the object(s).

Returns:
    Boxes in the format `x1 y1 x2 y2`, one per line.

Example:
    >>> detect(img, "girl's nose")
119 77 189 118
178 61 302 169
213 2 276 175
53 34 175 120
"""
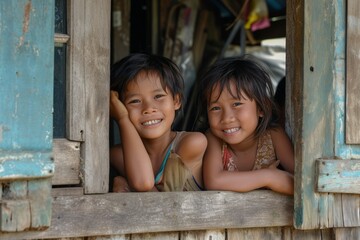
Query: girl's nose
221 108 235 123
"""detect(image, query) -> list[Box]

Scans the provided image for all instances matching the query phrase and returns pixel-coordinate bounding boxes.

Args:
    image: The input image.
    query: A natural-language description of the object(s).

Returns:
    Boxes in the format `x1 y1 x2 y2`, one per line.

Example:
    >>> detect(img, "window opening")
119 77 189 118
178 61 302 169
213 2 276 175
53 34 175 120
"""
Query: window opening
54 0 67 138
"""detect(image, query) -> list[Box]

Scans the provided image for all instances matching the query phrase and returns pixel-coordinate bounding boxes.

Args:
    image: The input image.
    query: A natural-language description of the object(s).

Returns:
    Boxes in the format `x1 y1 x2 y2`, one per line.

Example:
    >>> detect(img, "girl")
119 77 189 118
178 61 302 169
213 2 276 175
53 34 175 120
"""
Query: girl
200 55 294 195
110 53 207 192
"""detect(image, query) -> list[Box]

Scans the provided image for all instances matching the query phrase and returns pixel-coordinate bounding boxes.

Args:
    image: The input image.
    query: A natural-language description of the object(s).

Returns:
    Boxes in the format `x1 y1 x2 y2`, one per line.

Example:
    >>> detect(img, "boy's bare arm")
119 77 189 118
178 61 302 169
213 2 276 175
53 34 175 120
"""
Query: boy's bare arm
110 91 154 191
176 132 207 187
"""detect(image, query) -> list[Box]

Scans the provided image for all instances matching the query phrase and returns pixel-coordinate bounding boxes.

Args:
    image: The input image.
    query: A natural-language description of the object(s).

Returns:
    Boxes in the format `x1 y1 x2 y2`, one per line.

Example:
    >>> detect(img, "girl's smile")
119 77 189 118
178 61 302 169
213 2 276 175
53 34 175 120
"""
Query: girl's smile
207 80 262 147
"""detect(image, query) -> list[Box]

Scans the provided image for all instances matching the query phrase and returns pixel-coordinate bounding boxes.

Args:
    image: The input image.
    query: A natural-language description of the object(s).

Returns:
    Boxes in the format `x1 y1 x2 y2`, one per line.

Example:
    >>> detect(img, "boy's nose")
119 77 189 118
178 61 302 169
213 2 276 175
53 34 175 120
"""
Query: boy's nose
142 101 157 114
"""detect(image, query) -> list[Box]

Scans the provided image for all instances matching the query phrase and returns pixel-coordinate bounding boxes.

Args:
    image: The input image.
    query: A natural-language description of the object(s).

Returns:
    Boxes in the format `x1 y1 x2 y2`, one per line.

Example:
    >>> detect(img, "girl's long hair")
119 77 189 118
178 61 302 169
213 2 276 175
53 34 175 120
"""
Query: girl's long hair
199 55 279 138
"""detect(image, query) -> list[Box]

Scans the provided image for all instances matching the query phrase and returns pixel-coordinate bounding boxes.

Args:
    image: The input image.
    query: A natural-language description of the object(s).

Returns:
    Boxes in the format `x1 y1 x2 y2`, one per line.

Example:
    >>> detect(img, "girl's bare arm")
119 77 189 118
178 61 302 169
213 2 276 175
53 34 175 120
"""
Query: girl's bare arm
203 131 294 195
110 91 154 191
270 127 295 174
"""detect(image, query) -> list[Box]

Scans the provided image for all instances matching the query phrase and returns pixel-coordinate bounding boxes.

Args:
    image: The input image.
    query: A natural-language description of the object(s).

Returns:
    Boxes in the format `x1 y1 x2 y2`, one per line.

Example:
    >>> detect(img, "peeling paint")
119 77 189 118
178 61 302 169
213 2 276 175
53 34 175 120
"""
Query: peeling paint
0 125 3 143
0 125 10 143
0 153 34 162
18 0 32 47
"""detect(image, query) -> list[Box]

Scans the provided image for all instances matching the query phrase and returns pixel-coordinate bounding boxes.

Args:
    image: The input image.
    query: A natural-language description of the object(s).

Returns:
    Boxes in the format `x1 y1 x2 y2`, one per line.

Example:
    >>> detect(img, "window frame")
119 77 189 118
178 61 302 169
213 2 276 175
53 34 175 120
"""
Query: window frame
53 0 110 193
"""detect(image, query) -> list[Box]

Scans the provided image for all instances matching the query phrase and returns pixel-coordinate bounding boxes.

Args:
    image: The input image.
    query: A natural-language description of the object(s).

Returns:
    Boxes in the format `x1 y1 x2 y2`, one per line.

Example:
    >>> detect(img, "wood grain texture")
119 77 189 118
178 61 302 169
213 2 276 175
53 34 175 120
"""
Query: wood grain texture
66 0 86 142
316 159 360 194
0 191 293 239
80 0 110 194
346 0 360 144
292 0 336 229
52 139 80 185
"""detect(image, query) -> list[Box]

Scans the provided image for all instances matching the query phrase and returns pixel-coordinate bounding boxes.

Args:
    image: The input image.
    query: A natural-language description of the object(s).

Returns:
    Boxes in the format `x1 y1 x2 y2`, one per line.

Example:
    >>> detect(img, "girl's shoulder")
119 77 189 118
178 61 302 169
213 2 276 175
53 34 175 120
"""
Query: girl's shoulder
268 127 288 140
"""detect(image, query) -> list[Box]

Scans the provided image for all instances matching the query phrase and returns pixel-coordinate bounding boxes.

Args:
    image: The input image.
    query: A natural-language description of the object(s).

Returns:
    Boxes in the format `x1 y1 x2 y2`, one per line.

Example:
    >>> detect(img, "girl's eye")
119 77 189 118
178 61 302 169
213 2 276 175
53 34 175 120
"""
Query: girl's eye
155 94 166 99
209 106 220 111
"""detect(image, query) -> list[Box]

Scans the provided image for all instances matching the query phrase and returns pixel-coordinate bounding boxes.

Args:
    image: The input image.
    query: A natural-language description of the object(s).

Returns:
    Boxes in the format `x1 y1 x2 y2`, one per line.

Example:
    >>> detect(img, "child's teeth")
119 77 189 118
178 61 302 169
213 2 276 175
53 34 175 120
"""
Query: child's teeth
224 128 239 133
143 119 161 126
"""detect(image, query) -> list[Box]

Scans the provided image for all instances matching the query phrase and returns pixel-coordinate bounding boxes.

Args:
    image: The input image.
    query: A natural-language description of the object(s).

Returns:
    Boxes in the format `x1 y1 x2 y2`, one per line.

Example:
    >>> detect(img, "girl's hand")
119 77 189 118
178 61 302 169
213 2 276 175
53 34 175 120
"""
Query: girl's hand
267 169 294 195
110 90 128 121
268 160 280 169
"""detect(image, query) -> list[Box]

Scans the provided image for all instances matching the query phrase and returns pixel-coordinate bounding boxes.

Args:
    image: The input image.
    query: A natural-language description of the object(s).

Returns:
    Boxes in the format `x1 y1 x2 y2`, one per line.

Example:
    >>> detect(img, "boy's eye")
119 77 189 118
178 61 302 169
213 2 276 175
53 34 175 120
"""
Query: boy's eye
233 102 242 107
128 99 141 104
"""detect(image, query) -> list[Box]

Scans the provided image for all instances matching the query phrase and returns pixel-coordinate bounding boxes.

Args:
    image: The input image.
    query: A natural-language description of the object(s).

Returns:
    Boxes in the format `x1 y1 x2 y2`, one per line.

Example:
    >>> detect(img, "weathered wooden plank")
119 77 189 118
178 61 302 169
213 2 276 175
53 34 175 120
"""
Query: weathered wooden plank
0 152 53 180
292 0 336 229
28 179 52 229
52 139 80 186
180 230 225 240
346 0 360 144
81 0 110 194
334 227 360 240
0 0 54 181
316 159 360 194
291 229 333 240
0 199 31 232
131 232 178 240
88 236 129 240
0 191 293 239
327 193 360 228
51 187 83 197
66 0 86 141
227 227 282 240
341 194 360 227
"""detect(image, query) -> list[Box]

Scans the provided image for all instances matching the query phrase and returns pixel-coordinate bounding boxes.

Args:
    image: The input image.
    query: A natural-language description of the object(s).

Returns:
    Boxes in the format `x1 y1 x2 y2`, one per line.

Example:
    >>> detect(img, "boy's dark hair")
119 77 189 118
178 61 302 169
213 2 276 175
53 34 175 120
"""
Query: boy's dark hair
110 53 184 104
199 55 279 138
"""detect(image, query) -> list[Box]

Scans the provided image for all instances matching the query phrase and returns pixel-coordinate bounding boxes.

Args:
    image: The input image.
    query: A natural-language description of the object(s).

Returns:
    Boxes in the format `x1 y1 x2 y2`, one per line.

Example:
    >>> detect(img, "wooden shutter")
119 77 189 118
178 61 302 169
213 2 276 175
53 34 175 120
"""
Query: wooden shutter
346 0 360 144
289 0 360 231
0 0 54 231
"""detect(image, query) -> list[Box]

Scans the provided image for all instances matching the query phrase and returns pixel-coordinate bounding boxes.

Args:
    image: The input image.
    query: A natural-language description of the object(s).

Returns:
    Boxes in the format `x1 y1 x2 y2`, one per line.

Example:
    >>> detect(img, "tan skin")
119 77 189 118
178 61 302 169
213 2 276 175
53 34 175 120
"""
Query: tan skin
110 71 207 192
203 81 294 195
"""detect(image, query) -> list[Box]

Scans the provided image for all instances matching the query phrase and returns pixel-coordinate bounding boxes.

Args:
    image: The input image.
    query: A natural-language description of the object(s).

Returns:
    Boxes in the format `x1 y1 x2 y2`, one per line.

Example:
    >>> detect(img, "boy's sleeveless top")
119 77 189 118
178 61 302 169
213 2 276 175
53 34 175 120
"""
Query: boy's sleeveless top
154 132 203 192
222 130 276 171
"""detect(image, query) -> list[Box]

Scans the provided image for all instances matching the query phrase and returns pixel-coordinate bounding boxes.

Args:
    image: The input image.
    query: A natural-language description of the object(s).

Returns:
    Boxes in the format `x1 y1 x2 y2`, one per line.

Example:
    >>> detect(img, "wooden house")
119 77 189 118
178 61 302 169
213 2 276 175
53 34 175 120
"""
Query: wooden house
0 0 359 239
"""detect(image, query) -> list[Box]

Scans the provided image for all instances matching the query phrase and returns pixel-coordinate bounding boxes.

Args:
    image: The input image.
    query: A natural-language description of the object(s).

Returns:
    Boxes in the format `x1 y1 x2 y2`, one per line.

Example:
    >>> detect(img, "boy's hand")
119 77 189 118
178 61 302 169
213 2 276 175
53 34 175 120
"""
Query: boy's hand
110 90 128 121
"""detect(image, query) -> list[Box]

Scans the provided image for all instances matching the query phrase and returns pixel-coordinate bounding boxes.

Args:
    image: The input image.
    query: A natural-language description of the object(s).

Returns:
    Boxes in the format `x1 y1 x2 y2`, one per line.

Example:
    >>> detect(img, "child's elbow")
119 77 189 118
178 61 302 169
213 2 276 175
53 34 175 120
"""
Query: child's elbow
131 178 154 192
204 178 222 191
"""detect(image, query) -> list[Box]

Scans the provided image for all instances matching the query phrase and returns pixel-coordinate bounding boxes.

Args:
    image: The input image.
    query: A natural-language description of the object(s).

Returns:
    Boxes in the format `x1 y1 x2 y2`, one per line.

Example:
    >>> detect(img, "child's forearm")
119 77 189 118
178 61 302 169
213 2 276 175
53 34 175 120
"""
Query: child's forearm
205 169 293 195
118 117 154 191
205 169 271 192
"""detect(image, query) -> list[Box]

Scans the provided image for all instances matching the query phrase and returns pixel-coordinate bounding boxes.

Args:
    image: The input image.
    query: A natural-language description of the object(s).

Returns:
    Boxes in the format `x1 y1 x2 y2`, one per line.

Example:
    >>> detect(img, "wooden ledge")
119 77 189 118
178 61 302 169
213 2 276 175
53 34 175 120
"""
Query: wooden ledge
0 190 293 239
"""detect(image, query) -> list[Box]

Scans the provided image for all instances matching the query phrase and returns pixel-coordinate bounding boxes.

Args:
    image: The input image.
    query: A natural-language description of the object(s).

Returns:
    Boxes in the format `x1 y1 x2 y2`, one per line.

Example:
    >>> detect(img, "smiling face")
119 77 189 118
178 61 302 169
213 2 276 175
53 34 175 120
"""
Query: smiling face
207 80 263 146
123 70 181 139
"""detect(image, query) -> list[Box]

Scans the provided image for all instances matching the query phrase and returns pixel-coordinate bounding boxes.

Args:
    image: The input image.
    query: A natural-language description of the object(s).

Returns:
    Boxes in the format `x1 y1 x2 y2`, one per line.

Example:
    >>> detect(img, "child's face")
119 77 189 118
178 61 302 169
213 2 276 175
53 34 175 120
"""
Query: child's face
123 71 181 139
207 81 263 146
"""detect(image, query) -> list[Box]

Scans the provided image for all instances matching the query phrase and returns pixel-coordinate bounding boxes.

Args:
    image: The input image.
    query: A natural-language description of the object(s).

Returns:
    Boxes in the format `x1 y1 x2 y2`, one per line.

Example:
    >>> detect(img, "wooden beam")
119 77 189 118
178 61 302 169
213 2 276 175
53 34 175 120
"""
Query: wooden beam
316 159 360 194
0 191 293 239
346 0 360 144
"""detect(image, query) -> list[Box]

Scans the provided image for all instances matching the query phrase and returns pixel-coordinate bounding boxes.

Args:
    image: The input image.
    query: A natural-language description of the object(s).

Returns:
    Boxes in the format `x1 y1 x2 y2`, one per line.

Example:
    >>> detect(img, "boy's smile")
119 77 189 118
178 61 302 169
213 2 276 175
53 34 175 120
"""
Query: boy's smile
123 71 181 139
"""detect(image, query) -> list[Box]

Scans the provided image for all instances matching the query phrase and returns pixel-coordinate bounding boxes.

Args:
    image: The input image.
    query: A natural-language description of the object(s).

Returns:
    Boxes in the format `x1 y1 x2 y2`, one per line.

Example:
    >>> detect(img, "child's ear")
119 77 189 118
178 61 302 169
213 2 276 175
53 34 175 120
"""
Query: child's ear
258 109 264 118
174 94 182 110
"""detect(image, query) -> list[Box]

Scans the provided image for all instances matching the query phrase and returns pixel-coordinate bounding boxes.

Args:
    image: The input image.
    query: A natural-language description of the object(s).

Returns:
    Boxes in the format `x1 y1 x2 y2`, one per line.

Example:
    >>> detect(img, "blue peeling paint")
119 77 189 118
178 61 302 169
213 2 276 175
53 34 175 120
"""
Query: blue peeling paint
333 0 360 158
0 1 55 179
